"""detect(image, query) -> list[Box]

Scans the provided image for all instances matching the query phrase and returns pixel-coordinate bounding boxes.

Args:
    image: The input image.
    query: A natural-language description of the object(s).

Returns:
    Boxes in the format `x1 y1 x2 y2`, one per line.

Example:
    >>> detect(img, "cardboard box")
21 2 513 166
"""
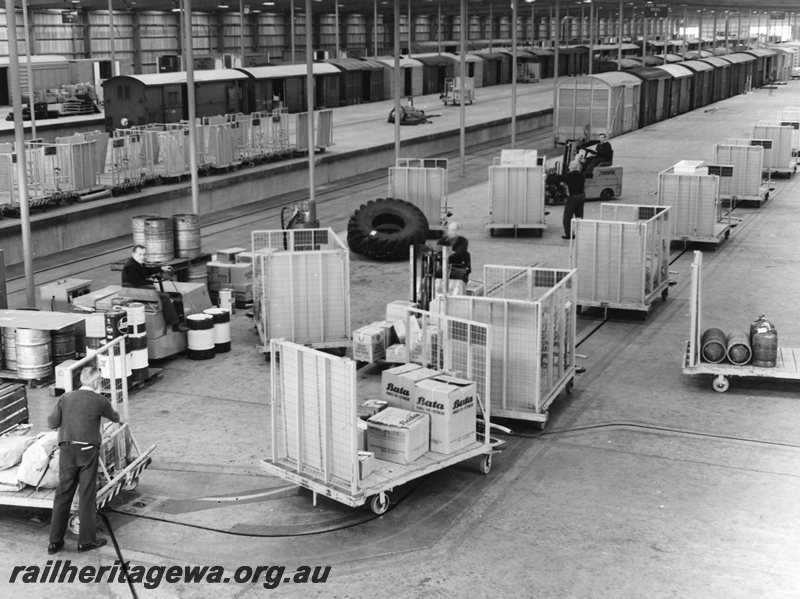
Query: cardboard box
385 343 408 364
382 363 440 410
358 399 388 420
386 300 417 322
413 375 477 454
206 262 231 285
358 451 375 479
214 247 246 263
229 263 252 285
353 324 386 363
367 407 429 465
235 251 256 264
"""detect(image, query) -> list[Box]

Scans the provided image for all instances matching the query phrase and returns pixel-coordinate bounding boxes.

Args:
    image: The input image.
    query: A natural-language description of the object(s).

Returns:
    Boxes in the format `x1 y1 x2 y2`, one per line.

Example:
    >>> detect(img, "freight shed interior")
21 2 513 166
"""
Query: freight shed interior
0 72 798 597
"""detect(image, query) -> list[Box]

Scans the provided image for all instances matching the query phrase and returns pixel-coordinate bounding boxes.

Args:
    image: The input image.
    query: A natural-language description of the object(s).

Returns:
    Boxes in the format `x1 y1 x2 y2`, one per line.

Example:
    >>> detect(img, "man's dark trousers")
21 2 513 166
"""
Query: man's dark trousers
49 444 99 546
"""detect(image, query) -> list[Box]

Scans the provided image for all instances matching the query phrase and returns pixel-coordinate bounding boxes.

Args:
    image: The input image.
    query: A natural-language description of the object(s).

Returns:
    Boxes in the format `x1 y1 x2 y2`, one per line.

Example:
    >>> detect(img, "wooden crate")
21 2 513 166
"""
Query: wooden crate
487 162 547 232
713 144 764 201
658 167 730 244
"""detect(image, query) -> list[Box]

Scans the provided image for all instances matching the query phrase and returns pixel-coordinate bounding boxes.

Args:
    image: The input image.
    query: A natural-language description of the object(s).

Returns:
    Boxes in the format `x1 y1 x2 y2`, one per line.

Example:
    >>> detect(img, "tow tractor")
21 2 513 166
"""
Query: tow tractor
545 138 623 205
72 271 212 360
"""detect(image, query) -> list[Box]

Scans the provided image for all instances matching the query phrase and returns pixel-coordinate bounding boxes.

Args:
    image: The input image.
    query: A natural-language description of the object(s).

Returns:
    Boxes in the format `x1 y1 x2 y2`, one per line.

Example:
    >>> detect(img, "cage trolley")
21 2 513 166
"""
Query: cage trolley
682 251 800 393
0 337 156 533
261 311 503 515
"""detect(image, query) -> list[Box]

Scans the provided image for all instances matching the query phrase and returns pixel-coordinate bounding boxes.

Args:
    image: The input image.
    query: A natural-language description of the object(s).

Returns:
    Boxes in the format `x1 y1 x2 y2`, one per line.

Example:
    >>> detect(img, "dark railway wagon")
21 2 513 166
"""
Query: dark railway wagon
742 48 777 87
237 63 341 113
654 64 694 117
697 57 733 102
680 60 715 110
412 53 456 95
329 58 386 105
474 51 512 86
628 66 674 127
720 53 756 95
101 70 248 131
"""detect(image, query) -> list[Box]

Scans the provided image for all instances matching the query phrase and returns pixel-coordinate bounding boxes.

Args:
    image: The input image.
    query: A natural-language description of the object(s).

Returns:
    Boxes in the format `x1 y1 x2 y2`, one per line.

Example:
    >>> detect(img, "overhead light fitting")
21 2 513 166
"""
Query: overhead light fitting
218 3 229 7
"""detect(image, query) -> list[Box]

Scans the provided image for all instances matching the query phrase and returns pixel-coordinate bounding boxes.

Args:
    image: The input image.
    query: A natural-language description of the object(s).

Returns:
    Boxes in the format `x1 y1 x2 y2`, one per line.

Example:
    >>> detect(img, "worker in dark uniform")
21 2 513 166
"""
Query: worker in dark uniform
562 160 586 239
121 245 181 328
436 222 471 290
48 367 121 554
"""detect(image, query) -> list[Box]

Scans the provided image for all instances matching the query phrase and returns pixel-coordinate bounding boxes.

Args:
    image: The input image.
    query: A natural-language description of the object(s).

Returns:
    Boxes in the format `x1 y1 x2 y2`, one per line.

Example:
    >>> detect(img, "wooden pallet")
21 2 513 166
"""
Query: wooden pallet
0 370 54 389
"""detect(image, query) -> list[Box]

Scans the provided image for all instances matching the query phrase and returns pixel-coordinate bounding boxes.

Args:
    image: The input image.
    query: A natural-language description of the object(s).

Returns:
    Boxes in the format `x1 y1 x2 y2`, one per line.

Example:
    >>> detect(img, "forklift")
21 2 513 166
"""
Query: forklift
545 138 623 205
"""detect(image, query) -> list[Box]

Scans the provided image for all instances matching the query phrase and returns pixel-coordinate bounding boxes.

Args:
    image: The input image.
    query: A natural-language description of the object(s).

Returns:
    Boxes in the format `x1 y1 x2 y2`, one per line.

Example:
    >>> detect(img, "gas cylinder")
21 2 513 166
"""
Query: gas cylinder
749 314 778 368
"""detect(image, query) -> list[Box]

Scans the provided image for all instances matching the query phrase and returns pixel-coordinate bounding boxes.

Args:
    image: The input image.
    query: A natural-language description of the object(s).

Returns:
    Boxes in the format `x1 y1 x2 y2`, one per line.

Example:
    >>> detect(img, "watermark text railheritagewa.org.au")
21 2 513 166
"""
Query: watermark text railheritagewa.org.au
9 561 331 590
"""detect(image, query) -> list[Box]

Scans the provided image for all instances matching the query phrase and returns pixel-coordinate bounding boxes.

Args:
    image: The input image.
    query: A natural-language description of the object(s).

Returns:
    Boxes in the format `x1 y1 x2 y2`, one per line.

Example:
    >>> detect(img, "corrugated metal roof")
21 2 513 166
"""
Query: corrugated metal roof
412 53 457 66
375 56 424 68
473 51 512 61
699 57 732 67
654 64 695 78
443 52 483 63
680 60 714 72
629 66 674 81
238 63 341 78
743 48 778 58
328 58 383 72
114 70 249 86
564 72 642 88
720 53 756 65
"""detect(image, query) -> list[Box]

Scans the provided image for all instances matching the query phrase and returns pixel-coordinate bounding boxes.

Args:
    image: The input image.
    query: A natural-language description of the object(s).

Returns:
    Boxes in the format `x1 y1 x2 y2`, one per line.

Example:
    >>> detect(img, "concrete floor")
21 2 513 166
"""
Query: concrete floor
1 81 800 598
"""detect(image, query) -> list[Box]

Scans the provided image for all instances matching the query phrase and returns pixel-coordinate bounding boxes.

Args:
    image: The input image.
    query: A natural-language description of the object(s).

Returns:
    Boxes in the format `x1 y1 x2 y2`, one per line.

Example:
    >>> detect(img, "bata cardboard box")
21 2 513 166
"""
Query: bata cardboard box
367 407 429 465
385 343 408 364
385 300 417 322
235 251 256 264
353 324 386 363
214 247 246 263
413 375 477 454
382 363 440 410
358 399 388 420
206 261 231 285
229 263 252 285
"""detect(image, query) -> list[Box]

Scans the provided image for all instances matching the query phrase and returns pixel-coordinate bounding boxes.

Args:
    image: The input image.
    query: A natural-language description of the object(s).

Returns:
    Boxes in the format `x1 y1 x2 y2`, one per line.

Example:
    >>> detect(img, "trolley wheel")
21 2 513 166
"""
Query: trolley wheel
489 228 496 237
712 375 730 393
68 512 80 535
478 454 492 475
600 188 615 201
662 288 669 301
370 493 390 515
724 230 730 239
566 379 573 395
122 476 139 492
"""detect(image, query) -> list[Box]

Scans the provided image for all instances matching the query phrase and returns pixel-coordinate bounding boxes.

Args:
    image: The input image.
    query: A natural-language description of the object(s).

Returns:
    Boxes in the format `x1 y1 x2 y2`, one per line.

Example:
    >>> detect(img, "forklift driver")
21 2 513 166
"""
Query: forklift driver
121 245 182 330
583 133 613 177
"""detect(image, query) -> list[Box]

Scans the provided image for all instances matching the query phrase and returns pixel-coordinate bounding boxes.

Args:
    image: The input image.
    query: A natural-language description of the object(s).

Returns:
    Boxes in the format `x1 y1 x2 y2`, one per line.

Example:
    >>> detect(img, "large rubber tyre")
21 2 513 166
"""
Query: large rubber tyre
347 198 429 261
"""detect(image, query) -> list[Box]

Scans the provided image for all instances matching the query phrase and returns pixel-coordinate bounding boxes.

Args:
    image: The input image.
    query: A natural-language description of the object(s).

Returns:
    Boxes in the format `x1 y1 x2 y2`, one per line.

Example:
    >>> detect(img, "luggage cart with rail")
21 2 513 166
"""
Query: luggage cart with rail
682 251 800 392
261 311 504 515
0 337 156 532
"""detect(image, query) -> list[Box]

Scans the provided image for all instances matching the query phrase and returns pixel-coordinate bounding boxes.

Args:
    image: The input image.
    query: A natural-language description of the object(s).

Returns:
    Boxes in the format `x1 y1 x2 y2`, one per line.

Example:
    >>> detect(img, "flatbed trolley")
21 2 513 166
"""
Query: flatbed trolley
261 321 503 515
682 251 800 392
0 337 156 532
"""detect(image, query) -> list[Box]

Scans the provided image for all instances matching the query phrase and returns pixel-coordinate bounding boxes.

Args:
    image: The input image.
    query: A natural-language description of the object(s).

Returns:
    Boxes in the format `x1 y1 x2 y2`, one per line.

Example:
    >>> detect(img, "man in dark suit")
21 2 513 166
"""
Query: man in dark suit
48 367 121 554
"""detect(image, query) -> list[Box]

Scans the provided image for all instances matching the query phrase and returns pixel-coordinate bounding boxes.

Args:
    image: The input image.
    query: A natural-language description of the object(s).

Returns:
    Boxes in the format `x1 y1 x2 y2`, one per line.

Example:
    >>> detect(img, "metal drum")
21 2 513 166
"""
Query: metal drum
143 217 174 263
125 303 149 383
173 213 202 258
701 328 727 363
204 308 231 353
15 329 53 380
725 330 752 366
187 314 215 360
187 262 208 286
84 313 107 353
51 325 76 365
132 214 159 248
105 306 128 349
2 327 16 371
